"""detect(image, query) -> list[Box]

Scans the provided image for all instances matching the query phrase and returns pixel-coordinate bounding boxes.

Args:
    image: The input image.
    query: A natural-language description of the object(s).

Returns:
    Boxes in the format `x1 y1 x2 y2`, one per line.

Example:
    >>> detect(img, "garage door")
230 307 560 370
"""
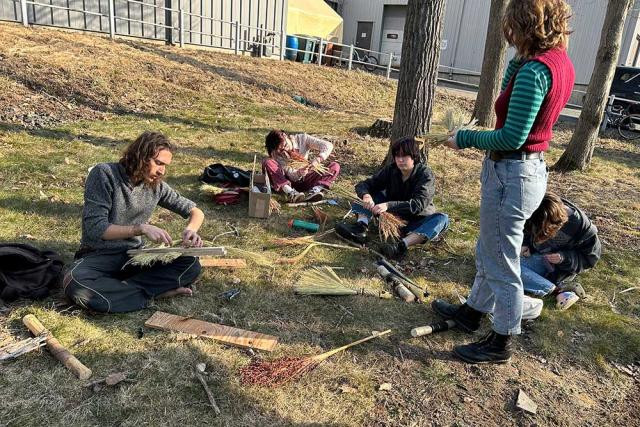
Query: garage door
380 5 406 66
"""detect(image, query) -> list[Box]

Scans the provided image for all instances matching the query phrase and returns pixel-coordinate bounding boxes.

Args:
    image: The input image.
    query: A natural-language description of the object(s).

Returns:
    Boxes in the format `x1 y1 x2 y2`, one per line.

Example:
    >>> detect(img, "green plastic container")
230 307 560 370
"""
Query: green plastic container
288 219 320 233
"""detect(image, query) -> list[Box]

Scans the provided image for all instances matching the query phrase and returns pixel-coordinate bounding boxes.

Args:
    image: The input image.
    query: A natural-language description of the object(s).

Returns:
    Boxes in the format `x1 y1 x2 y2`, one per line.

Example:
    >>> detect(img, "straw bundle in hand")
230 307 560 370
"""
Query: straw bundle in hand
423 109 478 144
287 151 329 175
240 330 392 387
295 266 392 299
330 185 407 242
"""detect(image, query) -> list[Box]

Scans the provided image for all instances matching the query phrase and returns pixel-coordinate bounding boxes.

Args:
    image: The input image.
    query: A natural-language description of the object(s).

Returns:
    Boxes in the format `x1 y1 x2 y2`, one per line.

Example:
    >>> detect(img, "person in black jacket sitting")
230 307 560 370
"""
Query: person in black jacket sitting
519 192 601 304
335 137 449 259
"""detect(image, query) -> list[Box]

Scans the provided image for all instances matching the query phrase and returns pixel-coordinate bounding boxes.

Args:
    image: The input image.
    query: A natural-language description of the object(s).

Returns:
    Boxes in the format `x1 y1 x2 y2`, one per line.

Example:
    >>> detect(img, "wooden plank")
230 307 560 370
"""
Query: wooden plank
199 258 247 269
144 311 278 351
127 246 227 257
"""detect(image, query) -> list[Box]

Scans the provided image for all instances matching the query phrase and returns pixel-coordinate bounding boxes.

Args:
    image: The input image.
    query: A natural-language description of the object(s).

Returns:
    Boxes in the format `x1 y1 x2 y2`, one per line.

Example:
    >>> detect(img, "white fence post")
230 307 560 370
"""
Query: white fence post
386 52 393 79
317 38 323 65
348 44 354 70
601 95 615 132
108 0 115 38
280 31 286 60
178 0 184 48
20 0 29 26
234 22 240 55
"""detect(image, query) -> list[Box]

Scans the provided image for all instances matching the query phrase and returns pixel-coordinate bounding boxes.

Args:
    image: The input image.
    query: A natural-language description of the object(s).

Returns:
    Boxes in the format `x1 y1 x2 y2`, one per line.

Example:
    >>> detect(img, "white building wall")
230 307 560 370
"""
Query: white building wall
340 0 640 86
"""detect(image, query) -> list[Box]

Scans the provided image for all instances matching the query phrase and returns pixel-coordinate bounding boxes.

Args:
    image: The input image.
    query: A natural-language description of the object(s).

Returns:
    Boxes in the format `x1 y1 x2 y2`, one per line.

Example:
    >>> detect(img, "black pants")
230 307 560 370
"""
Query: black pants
63 251 201 313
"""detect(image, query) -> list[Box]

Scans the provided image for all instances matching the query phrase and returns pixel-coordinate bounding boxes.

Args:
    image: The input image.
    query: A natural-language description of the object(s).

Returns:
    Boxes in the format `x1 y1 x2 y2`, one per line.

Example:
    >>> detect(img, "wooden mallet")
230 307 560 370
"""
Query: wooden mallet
22 314 92 380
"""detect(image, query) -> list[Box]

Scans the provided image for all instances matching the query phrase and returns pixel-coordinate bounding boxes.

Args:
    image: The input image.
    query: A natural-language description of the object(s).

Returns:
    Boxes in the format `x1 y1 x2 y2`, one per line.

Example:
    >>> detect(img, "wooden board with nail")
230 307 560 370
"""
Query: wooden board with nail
144 311 278 351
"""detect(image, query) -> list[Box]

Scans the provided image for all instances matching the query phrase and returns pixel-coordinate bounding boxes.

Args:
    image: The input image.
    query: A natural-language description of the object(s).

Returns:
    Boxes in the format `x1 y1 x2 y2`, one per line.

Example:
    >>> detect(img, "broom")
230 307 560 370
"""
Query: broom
330 185 408 242
240 329 392 387
295 266 392 299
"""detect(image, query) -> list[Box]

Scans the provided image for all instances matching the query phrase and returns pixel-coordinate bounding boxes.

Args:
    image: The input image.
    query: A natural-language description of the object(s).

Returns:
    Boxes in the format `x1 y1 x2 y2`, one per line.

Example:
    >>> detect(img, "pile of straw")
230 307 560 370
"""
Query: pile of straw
295 266 392 299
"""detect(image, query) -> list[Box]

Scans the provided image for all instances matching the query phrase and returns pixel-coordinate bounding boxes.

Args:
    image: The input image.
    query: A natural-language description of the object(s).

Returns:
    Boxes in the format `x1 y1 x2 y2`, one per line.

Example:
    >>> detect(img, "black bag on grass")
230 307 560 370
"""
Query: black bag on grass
201 163 251 187
0 243 64 302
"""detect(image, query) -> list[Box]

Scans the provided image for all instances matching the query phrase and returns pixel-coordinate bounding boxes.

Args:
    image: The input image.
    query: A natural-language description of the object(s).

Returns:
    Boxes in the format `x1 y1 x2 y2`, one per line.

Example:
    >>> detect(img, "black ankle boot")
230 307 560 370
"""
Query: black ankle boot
381 240 408 260
453 331 513 364
431 300 484 333
335 221 368 244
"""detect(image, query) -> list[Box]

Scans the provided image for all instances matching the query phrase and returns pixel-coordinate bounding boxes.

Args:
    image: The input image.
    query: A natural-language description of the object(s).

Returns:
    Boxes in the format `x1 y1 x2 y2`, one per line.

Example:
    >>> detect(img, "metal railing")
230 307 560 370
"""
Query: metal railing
8 0 589 98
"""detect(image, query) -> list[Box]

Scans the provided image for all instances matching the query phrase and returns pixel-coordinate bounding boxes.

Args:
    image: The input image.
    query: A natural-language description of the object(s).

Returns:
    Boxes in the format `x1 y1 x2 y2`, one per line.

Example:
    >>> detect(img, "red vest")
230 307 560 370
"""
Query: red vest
494 48 575 152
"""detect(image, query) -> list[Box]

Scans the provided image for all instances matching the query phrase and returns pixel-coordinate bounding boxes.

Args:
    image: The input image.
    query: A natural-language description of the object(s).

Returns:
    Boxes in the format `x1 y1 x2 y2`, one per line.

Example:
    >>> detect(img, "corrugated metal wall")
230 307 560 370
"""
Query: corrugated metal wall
0 0 286 50
340 0 640 86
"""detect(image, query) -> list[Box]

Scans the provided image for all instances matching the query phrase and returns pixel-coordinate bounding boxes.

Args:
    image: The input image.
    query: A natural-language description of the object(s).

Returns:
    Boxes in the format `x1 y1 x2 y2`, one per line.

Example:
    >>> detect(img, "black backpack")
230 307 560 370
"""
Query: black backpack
201 163 251 187
0 243 64 302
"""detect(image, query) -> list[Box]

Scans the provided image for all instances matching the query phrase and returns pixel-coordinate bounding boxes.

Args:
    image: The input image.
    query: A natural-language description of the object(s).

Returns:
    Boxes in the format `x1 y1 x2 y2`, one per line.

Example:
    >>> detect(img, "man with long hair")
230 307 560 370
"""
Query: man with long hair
63 131 204 313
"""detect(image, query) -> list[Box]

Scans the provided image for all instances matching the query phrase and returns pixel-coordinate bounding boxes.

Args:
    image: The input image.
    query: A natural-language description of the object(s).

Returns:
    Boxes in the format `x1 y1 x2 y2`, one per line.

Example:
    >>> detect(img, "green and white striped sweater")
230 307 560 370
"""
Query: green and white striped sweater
456 58 552 151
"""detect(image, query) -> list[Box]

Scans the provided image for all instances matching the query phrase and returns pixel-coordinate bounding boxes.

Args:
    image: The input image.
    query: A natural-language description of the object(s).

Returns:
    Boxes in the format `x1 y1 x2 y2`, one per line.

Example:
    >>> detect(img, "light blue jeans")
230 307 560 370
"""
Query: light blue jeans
466 156 547 335
521 254 556 297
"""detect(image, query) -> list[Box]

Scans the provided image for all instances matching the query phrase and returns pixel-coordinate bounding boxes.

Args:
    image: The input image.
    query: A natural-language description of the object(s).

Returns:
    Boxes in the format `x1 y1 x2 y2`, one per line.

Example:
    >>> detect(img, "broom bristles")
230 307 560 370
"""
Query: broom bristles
240 356 318 387
295 266 387 298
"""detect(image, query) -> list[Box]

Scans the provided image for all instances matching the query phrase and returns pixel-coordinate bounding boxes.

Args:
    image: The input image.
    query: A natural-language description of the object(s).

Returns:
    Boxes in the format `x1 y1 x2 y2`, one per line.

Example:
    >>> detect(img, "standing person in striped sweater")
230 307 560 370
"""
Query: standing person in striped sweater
432 0 575 363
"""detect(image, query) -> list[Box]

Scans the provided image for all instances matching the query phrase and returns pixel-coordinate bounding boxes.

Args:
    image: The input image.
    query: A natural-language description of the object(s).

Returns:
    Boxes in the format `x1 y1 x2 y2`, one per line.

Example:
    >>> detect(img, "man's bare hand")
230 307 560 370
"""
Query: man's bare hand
140 224 173 245
182 229 203 248
521 246 531 257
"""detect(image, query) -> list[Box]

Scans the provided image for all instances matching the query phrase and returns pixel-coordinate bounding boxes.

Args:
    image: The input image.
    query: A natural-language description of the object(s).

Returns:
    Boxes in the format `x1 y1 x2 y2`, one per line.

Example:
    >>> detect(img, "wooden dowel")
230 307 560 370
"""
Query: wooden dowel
22 314 92 380
195 370 221 416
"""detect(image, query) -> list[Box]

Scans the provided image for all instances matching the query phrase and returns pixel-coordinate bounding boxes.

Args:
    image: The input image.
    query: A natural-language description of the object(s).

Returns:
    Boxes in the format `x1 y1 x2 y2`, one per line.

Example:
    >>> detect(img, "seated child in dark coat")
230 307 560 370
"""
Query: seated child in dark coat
335 137 449 259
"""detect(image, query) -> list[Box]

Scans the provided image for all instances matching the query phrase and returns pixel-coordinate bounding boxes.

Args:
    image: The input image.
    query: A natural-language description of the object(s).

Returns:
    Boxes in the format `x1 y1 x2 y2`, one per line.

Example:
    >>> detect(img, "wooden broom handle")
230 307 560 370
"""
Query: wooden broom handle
311 329 392 362
23 314 92 380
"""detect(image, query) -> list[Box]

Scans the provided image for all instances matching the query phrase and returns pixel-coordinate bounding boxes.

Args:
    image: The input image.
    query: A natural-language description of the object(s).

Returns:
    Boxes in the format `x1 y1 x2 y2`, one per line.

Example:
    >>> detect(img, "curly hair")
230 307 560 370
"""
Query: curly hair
120 131 176 186
528 192 569 244
503 0 572 58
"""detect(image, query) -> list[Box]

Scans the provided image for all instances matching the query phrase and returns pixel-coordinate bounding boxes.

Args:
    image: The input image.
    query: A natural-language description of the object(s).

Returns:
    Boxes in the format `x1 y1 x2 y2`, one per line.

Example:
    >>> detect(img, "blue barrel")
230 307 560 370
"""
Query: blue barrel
285 35 299 61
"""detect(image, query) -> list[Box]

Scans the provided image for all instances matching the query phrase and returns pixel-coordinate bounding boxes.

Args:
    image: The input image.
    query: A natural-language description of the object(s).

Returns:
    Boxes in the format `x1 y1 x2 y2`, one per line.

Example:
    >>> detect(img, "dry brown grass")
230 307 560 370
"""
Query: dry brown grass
0 23 638 427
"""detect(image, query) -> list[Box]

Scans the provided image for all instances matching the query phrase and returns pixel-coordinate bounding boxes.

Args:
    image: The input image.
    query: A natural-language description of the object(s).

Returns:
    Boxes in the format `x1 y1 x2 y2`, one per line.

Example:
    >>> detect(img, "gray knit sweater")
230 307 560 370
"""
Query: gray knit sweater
80 162 196 253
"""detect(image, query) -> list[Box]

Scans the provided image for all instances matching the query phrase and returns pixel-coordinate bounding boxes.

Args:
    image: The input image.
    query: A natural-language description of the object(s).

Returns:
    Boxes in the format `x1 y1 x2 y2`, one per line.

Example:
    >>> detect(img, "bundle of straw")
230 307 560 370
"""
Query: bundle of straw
200 184 226 196
423 109 478 144
124 243 182 268
330 185 407 242
295 266 392 299
270 198 281 214
240 329 392 387
287 151 329 175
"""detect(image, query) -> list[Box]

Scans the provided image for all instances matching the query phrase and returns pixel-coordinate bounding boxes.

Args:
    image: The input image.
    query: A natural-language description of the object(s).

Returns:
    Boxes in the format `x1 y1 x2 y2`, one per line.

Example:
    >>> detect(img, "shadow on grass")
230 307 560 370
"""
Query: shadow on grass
0 122 130 148
593 144 640 169
119 41 329 111
0 69 218 130
1 196 83 220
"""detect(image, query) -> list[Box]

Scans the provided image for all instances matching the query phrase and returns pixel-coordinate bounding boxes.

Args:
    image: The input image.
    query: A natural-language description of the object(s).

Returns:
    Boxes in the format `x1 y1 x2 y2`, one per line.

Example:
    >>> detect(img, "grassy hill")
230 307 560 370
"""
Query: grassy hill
0 23 638 426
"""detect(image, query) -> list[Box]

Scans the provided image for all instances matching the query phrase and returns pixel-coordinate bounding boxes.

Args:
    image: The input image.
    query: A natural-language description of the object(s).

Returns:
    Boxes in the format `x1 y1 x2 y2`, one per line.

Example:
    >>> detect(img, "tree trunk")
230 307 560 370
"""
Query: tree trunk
386 0 446 164
554 0 633 172
472 0 509 128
